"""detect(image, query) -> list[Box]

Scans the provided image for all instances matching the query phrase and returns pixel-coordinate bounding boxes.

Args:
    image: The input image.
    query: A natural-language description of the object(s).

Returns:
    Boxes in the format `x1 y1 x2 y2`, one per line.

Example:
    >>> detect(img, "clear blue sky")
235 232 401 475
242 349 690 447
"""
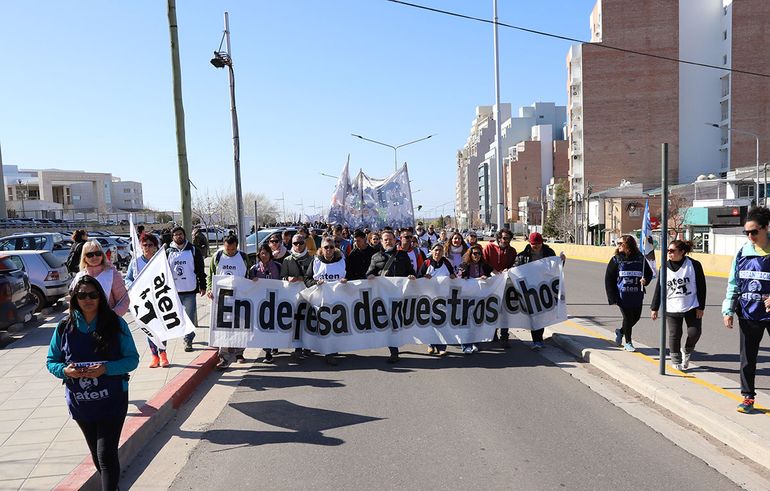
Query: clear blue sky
0 0 595 218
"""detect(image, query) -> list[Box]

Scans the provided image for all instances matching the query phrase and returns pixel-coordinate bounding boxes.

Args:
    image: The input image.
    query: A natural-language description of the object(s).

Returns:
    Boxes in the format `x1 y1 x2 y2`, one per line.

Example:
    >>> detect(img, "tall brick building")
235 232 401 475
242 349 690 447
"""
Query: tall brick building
568 0 770 205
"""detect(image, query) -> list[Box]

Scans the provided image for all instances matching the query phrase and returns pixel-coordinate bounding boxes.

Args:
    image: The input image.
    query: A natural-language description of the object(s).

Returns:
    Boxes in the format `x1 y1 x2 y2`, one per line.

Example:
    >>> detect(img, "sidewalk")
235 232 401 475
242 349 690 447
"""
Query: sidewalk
0 297 214 490
512 318 770 473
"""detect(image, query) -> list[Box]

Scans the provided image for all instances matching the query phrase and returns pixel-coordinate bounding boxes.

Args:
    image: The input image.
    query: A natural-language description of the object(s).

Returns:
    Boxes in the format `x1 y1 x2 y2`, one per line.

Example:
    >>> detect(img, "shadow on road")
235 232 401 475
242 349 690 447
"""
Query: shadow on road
238 374 346 392
201 399 383 449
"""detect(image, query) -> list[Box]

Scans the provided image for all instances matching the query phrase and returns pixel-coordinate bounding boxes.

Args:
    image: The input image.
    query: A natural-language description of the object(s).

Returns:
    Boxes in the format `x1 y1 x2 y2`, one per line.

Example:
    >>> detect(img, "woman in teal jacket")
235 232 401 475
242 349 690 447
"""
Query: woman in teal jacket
46 275 139 491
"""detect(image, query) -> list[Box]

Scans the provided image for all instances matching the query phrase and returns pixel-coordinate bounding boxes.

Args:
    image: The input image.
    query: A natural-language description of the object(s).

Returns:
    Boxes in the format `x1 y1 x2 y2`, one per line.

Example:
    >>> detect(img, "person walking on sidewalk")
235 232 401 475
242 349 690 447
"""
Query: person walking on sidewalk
66 229 88 274
515 232 566 351
366 230 416 363
723 206 770 414
650 240 706 372
483 228 517 348
46 275 139 491
208 234 250 369
167 227 206 352
72 240 130 317
605 235 652 353
418 242 456 356
125 233 170 368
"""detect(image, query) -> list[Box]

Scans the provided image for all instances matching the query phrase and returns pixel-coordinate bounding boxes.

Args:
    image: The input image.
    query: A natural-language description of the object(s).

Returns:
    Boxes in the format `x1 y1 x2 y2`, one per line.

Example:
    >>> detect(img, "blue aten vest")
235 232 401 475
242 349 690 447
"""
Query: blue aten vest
61 320 126 422
616 253 645 309
735 253 770 321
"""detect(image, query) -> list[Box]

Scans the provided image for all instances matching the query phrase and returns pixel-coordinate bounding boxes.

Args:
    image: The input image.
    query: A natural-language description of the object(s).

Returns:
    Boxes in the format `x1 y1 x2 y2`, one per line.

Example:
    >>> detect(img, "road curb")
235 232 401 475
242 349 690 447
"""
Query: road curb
53 347 219 491
547 329 770 472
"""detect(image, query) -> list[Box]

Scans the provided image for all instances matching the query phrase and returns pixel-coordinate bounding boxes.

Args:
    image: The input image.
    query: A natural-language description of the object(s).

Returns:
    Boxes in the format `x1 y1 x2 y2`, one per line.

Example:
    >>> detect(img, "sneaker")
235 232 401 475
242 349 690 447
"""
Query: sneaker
290 351 303 363
623 342 636 352
463 346 474 355
386 354 399 364
737 397 755 414
325 355 339 366
531 342 544 351
672 363 684 371
471 344 479 353
682 350 691 370
264 352 273 363
437 350 447 357
159 352 170 368
236 355 246 363
615 329 623 347
184 339 193 352
427 346 437 355
216 358 230 370
148 355 160 368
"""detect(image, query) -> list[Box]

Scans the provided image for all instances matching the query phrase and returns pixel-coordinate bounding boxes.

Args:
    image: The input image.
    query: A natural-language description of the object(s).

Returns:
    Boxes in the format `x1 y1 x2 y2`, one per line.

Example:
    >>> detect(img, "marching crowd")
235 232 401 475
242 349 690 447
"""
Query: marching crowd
41 206 770 490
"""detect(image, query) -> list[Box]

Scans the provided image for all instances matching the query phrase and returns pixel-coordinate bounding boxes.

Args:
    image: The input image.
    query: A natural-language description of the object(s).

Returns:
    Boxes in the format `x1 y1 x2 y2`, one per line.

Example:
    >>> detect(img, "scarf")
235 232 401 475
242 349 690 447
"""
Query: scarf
449 245 464 254
290 248 308 259
272 244 287 259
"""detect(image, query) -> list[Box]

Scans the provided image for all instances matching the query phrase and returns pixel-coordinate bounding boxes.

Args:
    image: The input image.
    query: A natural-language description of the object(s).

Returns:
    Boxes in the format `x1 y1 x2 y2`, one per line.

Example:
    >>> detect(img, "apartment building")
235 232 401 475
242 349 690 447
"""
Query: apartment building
568 0 770 205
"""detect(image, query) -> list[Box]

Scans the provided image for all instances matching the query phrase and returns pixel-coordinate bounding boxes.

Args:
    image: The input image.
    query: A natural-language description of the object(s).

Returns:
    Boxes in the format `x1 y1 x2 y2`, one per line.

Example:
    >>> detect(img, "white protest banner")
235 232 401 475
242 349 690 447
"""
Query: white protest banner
209 257 567 355
128 249 195 347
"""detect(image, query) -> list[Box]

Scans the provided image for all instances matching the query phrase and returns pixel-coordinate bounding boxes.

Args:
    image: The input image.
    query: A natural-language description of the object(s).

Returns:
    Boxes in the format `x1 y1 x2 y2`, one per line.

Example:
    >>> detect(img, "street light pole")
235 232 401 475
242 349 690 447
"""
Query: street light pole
211 11 246 248
351 133 435 172
492 0 505 230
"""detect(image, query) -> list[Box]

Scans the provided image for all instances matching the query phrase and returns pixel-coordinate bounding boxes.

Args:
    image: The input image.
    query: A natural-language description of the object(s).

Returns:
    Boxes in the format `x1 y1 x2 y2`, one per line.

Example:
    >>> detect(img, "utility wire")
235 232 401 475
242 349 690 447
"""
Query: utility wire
386 0 770 79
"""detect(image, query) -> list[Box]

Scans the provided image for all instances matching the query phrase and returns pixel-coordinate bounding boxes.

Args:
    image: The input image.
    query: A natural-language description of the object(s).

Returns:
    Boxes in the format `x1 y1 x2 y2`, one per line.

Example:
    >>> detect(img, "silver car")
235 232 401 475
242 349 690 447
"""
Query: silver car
4 250 71 311
0 232 72 262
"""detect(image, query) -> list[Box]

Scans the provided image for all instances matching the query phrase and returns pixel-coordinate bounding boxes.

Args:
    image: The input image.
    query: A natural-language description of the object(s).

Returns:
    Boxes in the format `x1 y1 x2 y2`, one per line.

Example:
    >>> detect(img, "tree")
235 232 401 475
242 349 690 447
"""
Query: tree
156 212 173 223
543 181 573 240
193 188 280 229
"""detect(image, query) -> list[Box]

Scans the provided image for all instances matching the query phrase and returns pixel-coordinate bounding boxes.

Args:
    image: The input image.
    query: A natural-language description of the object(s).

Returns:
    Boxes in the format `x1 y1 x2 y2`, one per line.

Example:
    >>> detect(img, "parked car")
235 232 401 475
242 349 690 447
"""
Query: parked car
199 227 234 242
0 255 35 329
4 251 70 311
0 233 72 262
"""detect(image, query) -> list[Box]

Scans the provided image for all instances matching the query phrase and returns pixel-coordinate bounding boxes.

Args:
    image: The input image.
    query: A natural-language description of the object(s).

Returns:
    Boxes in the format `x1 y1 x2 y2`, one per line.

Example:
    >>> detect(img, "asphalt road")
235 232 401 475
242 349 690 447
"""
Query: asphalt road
168 343 737 490
564 258 770 396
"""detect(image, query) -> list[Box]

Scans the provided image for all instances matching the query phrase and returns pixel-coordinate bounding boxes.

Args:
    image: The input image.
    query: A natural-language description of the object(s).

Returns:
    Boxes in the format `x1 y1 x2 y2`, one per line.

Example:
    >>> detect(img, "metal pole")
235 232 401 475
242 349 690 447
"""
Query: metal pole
756 136 761 206
660 143 669 375
167 0 193 236
492 0 504 230
394 148 398 172
223 12 246 249
0 142 6 219
254 200 258 232
764 163 768 207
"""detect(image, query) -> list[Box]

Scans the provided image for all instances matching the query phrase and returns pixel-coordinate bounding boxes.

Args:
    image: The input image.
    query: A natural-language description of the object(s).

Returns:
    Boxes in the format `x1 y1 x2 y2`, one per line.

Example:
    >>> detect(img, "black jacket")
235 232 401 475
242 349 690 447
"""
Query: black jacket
514 244 556 267
346 244 377 280
366 249 415 278
280 252 314 280
650 257 706 314
458 261 493 279
604 252 653 306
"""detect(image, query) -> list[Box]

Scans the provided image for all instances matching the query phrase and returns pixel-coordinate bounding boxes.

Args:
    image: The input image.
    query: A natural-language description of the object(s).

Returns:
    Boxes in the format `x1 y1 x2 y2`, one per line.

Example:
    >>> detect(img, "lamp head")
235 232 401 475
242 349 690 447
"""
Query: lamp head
210 51 229 68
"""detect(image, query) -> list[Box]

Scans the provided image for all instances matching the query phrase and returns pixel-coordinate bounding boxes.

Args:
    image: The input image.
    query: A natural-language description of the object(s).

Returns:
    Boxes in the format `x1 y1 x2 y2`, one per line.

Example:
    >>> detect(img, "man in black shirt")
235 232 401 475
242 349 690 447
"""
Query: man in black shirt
346 229 377 280
366 230 416 363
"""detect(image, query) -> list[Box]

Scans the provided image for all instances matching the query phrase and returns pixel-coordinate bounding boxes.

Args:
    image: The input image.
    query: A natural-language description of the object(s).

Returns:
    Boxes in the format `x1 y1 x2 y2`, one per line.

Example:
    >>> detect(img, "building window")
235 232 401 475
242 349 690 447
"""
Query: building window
738 184 755 198
723 54 727 65
723 30 727 40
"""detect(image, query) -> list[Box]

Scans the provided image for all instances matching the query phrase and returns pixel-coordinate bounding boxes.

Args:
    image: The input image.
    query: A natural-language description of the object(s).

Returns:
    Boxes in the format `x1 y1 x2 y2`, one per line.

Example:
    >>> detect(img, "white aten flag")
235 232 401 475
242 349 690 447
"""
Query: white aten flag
128 249 195 347
210 257 567 354
129 213 141 259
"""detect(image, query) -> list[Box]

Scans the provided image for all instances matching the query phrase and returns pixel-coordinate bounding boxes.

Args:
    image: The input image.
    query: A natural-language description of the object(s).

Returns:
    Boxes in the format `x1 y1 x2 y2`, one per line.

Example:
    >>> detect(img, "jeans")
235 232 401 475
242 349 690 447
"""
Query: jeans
738 318 770 398
75 393 128 491
179 292 198 343
618 306 643 343
147 337 166 355
666 310 702 364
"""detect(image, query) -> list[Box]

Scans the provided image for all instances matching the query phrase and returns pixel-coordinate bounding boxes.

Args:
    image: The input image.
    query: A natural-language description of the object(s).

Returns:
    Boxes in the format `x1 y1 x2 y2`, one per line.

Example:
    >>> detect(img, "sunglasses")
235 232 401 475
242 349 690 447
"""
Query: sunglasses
76 291 100 300
269 239 280 243
371 237 380 241
84 251 103 259
667 248 678 253
471 251 482 256
322 245 334 250
743 229 761 236
292 240 305 245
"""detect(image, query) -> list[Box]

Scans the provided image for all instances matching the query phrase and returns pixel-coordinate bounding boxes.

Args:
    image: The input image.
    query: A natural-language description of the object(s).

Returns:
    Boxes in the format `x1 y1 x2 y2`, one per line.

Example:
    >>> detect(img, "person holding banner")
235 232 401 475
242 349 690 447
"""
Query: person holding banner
419 243 457 356
72 241 129 317
208 235 250 369
605 235 652 352
458 244 494 354
515 232 564 350
398 229 426 273
305 236 348 366
268 232 289 263
125 233 170 368
249 243 281 363
368 231 383 252
650 240 706 372
483 228 517 348
167 227 207 352
722 206 770 414
281 233 315 361
367 230 417 363
46 275 139 491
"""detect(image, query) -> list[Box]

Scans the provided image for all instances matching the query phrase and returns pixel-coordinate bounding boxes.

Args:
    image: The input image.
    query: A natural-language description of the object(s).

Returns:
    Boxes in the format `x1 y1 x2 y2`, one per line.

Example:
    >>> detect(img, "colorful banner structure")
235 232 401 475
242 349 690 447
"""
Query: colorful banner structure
327 160 415 230
209 257 566 354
